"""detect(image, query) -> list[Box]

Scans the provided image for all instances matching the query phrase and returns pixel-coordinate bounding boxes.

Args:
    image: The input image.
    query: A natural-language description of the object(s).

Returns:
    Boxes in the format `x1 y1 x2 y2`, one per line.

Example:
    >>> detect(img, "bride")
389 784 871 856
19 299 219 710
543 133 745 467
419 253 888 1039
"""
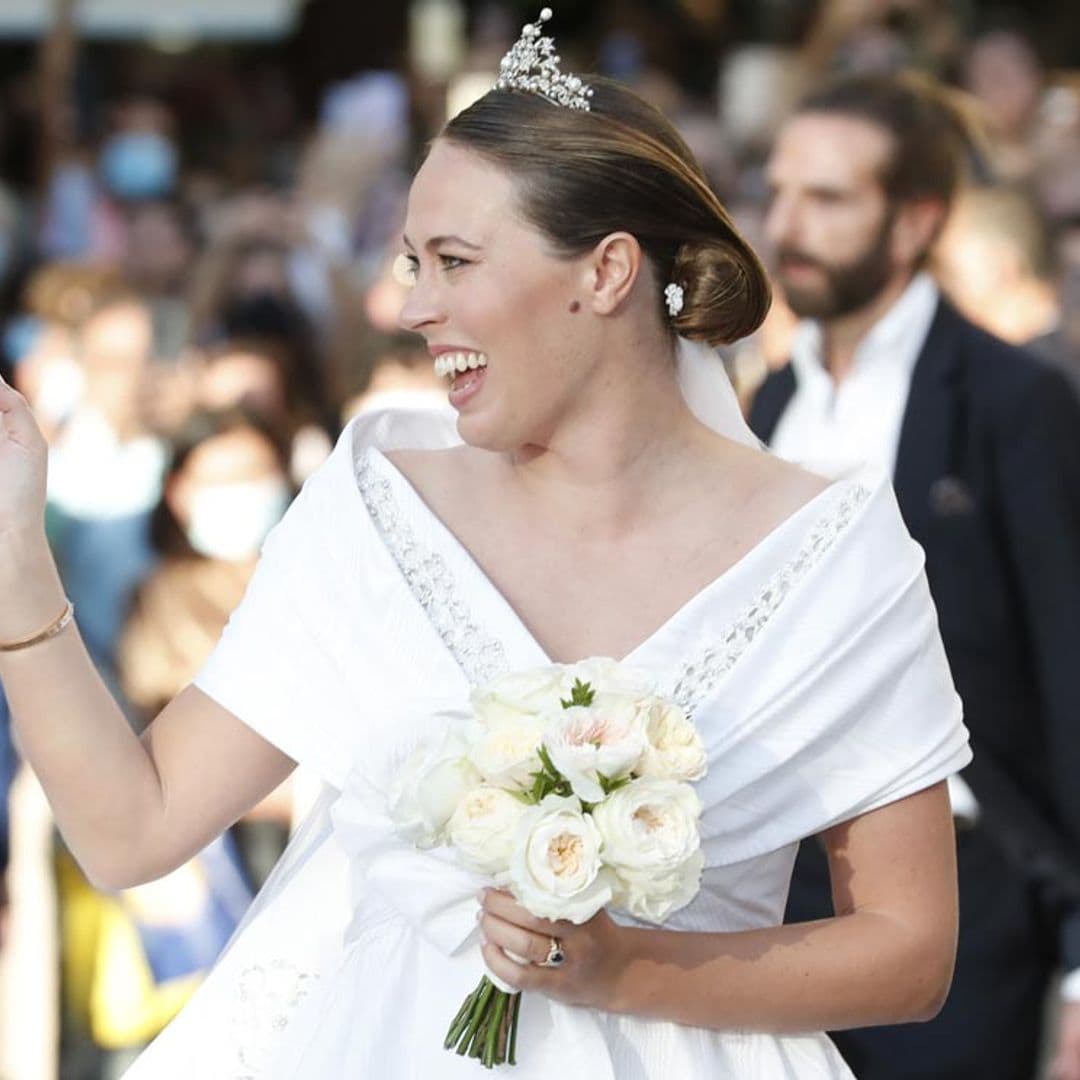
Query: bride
0 10 969 1077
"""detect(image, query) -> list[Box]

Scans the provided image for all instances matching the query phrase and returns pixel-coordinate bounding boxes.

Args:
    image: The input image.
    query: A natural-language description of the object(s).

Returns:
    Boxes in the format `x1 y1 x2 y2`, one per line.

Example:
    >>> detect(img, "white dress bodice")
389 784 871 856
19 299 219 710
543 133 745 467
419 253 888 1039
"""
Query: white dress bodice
122 409 970 1079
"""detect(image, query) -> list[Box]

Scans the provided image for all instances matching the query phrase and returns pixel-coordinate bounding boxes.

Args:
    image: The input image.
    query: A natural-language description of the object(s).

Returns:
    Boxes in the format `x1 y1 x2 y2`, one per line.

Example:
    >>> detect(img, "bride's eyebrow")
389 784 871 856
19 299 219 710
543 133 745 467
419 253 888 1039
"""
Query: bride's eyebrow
402 234 483 252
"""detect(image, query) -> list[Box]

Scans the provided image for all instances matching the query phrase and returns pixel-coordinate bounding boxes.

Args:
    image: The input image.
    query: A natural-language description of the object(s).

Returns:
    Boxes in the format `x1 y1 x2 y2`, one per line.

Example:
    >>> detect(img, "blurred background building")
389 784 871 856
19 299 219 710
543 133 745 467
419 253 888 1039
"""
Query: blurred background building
0 1 1078 1077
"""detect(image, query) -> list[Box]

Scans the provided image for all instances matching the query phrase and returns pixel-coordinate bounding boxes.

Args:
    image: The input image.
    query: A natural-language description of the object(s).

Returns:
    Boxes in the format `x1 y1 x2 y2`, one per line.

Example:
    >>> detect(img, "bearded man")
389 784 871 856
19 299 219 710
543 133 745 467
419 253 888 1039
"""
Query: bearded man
750 73 1080 1080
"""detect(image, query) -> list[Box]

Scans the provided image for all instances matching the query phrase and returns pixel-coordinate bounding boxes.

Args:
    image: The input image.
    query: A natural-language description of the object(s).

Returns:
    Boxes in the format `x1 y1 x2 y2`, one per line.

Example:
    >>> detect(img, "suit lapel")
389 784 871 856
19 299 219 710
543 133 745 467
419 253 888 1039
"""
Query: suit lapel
892 300 965 541
750 299 967 541
748 365 796 443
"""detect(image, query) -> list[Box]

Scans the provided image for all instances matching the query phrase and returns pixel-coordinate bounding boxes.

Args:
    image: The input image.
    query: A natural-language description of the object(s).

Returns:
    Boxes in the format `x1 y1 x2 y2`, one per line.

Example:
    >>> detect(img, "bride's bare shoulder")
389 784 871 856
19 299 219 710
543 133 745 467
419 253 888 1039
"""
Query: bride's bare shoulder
705 438 833 524
755 447 832 504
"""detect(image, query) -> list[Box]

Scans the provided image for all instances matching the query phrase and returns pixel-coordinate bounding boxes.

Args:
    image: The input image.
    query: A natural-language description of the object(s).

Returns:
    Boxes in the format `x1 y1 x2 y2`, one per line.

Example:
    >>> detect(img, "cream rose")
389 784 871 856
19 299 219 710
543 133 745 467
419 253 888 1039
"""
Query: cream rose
613 849 705 922
637 701 707 782
590 777 702 874
543 695 647 803
448 785 528 875
467 715 547 790
508 794 613 923
560 657 653 700
388 730 481 848
471 666 566 726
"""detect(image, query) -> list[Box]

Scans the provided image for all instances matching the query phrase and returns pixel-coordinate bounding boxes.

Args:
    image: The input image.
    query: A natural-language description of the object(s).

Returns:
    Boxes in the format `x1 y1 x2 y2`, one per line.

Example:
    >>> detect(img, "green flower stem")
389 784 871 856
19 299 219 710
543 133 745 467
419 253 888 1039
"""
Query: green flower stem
444 985 481 1049
508 991 521 1065
484 990 509 1067
456 979 495 1056
494 993 512 1064
472 1001 496 1060
445 979 524 1067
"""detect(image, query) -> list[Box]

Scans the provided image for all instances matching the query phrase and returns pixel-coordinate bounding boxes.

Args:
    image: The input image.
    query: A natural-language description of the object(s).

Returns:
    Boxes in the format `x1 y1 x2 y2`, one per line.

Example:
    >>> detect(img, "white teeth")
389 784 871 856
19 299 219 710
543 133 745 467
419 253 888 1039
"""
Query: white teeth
431 351 489 379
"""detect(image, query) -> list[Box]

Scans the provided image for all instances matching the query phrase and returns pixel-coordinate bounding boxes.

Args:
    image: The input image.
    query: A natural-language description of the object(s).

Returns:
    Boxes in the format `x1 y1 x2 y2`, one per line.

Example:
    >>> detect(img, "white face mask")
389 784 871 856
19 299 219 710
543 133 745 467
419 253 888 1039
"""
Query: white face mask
185 478 291 561
34 356 86 423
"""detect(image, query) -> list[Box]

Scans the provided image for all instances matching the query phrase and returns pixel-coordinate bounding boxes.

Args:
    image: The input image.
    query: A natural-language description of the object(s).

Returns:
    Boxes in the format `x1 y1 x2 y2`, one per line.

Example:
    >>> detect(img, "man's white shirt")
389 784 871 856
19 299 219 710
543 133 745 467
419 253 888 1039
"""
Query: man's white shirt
770 271 938 477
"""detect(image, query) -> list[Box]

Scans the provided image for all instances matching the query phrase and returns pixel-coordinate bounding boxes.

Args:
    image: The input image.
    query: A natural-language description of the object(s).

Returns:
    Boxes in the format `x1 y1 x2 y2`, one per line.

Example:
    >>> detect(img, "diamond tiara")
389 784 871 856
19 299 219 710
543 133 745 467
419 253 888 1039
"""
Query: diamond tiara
494 8 593 112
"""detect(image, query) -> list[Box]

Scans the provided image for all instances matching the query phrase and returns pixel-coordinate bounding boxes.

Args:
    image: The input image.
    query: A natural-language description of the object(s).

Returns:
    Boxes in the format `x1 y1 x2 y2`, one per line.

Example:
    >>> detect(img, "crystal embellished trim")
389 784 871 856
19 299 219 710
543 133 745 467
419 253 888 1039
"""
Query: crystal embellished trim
233 961 318 1078
354 448 509 687
671 482 872 718
495 8 593 111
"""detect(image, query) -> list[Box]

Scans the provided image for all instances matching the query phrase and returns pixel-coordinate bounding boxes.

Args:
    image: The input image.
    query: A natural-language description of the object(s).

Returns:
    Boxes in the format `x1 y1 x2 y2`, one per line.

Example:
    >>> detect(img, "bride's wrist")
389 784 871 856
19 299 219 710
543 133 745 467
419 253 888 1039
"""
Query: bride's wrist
0 533 68 645
600 923 651 1016
1 522 49 564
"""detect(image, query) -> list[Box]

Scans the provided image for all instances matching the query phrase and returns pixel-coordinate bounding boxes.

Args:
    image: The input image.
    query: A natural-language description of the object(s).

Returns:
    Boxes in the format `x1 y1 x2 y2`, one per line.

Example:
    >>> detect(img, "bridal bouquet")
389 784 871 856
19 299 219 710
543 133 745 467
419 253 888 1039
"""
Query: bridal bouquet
389 658 708 1069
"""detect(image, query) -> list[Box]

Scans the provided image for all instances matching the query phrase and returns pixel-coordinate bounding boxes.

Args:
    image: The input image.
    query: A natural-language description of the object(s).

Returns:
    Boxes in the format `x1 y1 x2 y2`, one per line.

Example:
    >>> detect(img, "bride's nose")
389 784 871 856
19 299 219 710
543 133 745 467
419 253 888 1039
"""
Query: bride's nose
398 277 446 332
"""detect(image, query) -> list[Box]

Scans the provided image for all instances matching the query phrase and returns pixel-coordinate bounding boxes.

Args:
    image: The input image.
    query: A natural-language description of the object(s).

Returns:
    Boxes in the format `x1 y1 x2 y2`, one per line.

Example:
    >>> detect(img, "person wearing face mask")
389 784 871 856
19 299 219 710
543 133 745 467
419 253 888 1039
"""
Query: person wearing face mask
98 131 178 205
119 404 297 913
118 408 294 725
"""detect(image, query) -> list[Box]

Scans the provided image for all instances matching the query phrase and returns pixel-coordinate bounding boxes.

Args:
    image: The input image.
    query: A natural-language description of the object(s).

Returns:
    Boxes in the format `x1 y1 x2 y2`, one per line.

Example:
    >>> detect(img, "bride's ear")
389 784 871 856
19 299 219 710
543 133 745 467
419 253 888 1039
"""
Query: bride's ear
584 232 642 316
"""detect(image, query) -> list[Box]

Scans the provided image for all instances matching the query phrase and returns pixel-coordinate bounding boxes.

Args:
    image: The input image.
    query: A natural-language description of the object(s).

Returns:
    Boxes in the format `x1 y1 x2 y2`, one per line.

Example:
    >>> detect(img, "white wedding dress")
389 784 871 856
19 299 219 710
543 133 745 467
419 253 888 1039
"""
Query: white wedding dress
123 371 970 1078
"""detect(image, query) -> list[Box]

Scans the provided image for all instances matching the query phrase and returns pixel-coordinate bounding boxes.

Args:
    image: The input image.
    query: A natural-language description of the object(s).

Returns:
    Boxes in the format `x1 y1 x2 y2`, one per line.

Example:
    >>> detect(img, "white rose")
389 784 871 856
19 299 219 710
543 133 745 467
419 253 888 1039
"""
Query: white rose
418 756 483 838
467 715 548 790
543 695 647 803
560 657 654 699
591 777 702 874
613 849 705 923
508 794 614 923
448 785 528 875
471 666 566 724
637 701 707 782
388 728 480 848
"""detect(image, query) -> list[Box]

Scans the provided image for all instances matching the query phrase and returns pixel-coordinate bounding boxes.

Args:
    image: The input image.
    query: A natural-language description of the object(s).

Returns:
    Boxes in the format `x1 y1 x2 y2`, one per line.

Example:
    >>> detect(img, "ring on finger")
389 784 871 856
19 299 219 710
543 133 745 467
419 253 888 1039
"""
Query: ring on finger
537 936 565 968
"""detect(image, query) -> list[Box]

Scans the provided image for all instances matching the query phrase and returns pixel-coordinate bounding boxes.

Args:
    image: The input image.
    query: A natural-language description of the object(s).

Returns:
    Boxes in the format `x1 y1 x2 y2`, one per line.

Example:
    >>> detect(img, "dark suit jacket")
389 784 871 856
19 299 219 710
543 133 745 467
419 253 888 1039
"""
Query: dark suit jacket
751 298 1080 964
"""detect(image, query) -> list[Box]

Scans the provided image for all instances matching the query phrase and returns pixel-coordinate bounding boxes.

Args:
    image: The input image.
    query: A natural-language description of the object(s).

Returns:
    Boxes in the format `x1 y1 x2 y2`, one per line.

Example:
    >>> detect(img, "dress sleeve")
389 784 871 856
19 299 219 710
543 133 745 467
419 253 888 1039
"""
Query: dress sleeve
193 428 362 790
692 476 972 865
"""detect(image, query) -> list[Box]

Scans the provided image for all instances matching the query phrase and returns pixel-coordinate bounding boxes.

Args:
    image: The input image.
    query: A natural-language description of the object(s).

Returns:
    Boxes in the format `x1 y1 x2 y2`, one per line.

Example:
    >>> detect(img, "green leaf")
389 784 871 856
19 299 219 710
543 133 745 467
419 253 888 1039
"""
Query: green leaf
560 678 596 709
530 771 545 803
536 743 560 779
598 772 633 796
535 744 575 799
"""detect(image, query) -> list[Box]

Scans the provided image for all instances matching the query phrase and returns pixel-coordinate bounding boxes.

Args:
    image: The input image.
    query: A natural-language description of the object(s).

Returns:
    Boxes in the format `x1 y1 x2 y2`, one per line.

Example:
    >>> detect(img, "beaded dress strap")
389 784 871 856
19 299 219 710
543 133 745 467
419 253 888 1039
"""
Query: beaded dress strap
353 446 509 688
671 482 873 718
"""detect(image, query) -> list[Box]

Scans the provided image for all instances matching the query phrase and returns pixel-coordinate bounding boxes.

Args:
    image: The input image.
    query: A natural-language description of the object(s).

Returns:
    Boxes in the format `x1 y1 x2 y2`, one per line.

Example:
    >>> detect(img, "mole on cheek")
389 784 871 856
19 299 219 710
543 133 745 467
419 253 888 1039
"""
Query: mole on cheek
569 300 581 313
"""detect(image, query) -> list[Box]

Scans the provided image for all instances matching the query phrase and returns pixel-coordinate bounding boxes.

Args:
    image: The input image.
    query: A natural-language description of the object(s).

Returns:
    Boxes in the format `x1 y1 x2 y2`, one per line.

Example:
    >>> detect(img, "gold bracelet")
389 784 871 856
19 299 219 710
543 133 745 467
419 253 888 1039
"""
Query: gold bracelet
0 600 75 653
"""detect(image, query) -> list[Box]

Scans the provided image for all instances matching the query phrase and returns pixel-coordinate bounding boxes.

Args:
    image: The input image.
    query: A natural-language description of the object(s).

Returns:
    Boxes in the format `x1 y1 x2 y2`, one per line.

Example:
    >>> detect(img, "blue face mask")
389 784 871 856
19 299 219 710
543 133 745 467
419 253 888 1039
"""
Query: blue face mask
99 132 178 200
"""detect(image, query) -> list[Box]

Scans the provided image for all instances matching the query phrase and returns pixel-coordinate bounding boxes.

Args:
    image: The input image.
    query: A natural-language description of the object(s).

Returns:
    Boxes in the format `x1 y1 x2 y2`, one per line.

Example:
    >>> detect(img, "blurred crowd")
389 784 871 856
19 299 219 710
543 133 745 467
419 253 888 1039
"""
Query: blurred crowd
0 1 1078 1078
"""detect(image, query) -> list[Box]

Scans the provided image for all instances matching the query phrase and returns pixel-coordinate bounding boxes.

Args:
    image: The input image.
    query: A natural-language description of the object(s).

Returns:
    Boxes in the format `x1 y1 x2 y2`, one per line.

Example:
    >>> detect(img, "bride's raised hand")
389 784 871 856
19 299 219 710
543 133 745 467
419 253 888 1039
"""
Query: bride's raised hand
0 371 49 546
477 889 630 1011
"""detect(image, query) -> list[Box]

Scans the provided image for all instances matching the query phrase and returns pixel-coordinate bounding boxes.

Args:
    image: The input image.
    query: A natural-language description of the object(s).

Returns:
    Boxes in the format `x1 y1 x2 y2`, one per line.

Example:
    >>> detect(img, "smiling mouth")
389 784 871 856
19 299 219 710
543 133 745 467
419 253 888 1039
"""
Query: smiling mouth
432 351 488 379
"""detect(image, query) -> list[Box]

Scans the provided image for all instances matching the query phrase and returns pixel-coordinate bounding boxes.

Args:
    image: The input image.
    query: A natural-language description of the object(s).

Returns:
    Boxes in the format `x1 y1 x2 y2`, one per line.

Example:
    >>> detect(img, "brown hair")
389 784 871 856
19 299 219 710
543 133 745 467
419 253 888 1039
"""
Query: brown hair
795 72 980 210
23 262 133 328
440 78 770 346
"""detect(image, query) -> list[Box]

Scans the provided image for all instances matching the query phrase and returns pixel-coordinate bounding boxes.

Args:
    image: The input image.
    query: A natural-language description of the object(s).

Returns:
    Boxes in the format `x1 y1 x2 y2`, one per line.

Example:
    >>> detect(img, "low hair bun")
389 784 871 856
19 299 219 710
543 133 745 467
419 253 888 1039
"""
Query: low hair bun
669 239 771 347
